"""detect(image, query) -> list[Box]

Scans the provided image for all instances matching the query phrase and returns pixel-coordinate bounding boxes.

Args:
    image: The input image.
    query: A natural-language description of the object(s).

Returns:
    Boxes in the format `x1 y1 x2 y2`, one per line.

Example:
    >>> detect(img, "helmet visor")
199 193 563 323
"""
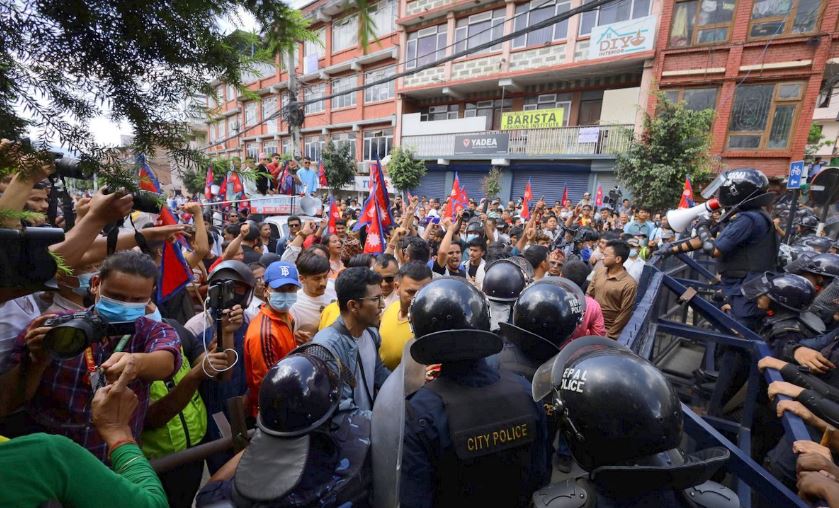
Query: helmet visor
741 272 773 301
701 173 725 200
532 353 561 401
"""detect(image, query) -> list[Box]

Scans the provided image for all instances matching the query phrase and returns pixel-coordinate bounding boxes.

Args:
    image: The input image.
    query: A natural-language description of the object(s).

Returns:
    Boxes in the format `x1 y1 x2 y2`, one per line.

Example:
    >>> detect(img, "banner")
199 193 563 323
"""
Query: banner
588 16 656 60
453 133 509 154
501 108 565 130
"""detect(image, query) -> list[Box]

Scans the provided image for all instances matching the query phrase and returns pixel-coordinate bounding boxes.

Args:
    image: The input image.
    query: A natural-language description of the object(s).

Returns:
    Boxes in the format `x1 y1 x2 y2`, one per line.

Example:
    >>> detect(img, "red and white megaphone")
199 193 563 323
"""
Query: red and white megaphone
666 198 720 233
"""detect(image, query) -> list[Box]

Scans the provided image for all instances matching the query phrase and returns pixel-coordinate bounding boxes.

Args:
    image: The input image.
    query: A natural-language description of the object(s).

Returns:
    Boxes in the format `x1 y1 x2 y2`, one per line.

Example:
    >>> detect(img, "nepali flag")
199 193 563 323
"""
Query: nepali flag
319 160 328 187
229 170 244 194
137 154 162 193
520 178 533 220
372 157 393 228
363 198 385 254
326 195 342 235
204 164 214 199
561 185 569 207
443 172 468 219
218 174 228 201
156 240 192 303
156 205 192 251
595 185 603 207
354 180 383 232
679 176 696 209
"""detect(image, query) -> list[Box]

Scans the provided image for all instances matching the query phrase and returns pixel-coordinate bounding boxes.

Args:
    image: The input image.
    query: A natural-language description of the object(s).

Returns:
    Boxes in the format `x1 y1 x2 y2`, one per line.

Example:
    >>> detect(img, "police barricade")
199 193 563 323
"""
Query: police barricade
624 259 811 507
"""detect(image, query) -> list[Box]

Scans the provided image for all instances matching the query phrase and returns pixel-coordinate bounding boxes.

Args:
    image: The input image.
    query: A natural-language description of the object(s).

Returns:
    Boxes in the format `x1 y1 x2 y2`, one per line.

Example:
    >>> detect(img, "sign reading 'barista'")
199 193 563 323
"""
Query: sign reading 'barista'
500 108 565 130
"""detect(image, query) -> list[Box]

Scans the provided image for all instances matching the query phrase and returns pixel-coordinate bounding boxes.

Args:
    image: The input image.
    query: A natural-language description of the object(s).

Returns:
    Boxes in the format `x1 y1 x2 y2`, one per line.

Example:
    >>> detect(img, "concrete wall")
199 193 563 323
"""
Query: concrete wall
601 87 641 125
401 113 487 136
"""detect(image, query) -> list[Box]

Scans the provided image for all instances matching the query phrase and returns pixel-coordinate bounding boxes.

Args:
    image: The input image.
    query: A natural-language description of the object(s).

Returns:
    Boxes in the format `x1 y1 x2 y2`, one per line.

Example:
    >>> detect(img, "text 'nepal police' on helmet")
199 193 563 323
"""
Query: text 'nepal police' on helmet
711 168 774 210
208 260 256 308
499 277 585 363
409 277 502 364
741 272 816 312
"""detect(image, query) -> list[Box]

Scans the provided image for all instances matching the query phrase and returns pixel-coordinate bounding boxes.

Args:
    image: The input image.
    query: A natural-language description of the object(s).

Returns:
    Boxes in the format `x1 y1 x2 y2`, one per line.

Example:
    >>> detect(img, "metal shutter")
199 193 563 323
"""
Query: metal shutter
455 171 489 201
592 172 629 201
413 170 447 201
510 162 590 204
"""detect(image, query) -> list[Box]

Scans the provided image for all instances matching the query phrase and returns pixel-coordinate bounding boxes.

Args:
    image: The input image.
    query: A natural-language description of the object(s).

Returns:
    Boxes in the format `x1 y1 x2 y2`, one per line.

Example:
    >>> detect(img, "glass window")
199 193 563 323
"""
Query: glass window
305 28 326 60
663 87 719 111
305 83 326 114
513 1 570 48
226 84 235 101
406 25 448 69
464 99 512 129
228 116 239 135
247 143 260 161
522 94 570 126
669 0 736 47
727 82 804 150
455 9 506 53
305 136 325 161
332 75 358 109
365 65 396 103
750 0 821 38
333 14 359 53
263 142 278 157
244 102 258 126
332 132 357 159
579 0 650 35
363 128 393 161
370 0 397 38
420 104 460 121
282 137 293 156
262 96 277 119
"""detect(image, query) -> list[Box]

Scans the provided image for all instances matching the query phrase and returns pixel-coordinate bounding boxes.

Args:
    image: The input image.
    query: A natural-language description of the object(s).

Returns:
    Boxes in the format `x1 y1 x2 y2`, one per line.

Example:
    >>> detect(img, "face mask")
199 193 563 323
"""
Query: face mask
95 294 148 323
464 234 478 242
146 307 163 322
72 273 95 296
269 291 297 312
630 248 639 258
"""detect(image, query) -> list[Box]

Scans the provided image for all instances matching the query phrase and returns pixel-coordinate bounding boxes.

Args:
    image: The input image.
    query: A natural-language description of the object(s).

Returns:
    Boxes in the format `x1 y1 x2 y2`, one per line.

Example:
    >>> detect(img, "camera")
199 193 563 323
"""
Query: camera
208 279 239 311
15 138 91 180
605 186 623 207
102 187 162 214
0 227 65 289
460 209 475 222
43 312 136 359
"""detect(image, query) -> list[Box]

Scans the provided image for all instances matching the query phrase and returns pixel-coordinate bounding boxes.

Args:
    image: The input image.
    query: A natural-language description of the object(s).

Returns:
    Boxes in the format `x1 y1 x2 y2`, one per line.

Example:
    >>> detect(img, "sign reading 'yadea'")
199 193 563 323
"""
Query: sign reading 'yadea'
453 133 510 154
500 108 565 131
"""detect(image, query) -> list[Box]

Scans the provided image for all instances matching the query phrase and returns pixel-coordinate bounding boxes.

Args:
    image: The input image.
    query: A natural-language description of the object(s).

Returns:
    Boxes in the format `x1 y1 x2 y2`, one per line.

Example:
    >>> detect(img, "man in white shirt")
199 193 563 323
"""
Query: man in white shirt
290 249 334 341
373 254 400 309
623 238 645 283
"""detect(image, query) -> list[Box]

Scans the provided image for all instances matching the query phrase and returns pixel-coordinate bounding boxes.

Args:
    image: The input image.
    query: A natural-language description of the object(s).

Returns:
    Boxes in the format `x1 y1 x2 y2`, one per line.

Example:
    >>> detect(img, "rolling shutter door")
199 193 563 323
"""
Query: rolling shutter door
456 171 489 201
510 163 590 204
413 171 447 200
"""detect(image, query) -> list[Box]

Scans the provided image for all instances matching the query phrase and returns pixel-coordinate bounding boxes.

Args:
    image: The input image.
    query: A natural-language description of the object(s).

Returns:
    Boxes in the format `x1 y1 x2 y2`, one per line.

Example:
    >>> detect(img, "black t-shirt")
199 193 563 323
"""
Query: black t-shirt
432 260 465 278
468 261 479 278
242 245 262 264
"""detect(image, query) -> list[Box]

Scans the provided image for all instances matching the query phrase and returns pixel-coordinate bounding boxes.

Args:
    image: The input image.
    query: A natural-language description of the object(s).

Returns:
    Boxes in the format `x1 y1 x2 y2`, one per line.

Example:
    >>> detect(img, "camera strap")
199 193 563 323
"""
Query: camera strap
129 213 152 255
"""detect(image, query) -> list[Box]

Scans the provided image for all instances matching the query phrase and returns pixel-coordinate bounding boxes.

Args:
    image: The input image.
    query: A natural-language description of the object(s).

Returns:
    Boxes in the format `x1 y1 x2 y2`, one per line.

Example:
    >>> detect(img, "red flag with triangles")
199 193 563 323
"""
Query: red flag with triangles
561 185 569 207
363 198 385 254
156 240 192 303
595 185 603 207
678 176 696 208
318 160 328 187
204 164 214 199
443 173 468 219
520 178 533 220
229 171 244 194
327 195 342 235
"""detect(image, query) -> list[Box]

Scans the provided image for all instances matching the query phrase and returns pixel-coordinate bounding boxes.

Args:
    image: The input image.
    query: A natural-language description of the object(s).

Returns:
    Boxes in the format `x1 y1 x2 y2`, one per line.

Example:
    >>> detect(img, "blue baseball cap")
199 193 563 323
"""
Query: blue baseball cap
264 261 301 289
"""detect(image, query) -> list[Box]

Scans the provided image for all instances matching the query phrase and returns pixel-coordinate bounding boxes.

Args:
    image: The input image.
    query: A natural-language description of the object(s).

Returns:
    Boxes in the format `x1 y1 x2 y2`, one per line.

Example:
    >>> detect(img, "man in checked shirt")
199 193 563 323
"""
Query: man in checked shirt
0 251 181 462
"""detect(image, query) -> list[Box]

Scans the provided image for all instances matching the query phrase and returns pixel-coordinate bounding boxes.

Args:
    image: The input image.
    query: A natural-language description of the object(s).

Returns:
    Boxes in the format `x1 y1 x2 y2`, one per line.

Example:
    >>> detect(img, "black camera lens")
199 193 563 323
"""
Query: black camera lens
43 318 96 359
54 156 88 180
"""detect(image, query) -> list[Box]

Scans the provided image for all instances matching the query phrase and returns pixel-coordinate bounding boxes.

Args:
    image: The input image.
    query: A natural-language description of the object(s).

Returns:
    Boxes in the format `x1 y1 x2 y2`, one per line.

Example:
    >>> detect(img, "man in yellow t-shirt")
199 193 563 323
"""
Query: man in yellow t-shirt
379 262 433 370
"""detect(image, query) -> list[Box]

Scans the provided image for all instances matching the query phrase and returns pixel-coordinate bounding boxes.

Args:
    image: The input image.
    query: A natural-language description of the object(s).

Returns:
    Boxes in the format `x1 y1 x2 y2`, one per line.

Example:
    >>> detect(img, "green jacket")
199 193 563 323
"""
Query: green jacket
141 348 207 459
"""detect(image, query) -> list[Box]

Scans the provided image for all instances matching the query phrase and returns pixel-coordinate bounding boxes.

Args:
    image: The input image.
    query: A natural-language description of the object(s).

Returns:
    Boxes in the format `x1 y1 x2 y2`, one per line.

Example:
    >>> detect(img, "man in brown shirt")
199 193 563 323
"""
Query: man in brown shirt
586 239 637 339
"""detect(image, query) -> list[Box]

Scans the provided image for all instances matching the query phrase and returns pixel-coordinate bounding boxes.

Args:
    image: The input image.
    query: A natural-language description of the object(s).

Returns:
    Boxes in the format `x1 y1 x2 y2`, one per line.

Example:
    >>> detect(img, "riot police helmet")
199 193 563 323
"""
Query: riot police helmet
799 215 819 230
410 277 502 364
542 337 683 471
783 249 817 275
800 235 833 253
208 260 256 307
741 272 816 312
499 277 585 363
805 253 839 279
483 259 529 302
714 168 773 209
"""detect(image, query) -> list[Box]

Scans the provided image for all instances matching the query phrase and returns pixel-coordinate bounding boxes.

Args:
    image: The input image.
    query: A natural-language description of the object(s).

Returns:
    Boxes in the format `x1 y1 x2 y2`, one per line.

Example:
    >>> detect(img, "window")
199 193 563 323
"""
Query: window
332 75 358 109
749 0 821 38
363 128 393 161
332 132 357 159
263 142 278 157
282 137 293 156
216 85 225 104
406 25 447 69
243 63 276 83
228 116 239 135
456 9 506 53
263 96 278 134
226 84 235 101
420 104 460 121
365 65 396 103
305 28 326 60
370 0 397 38
818 80 833 108
727 82 803 150
513 1 570 48
247 142 260 161
216 121 225 141
662 88 719 111
333 14 359 53
305 83 325 114
669 0 736 47
305 136 325 161
244 102 258 126
464 99 512 130
579 0 650 35
209 123 216 142
523 94 570 126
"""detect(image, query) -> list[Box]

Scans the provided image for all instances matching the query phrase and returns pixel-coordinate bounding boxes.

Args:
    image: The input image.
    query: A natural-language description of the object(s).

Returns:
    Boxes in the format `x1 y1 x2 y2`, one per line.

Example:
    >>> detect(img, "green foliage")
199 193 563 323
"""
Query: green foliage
181 166 209 195
482 167 502 199
386 147 426 192
806 124 832 158
614 94 716 212
322 141 356 193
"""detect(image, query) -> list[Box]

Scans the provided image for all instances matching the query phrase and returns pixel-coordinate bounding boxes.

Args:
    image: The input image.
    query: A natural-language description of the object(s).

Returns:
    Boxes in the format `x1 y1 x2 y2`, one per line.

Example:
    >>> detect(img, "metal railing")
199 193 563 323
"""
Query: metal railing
401 124 633 158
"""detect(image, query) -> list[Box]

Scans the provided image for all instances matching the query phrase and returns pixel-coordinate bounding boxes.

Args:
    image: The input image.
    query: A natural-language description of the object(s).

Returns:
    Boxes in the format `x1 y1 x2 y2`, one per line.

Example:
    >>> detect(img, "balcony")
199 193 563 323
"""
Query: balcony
401 124 634 160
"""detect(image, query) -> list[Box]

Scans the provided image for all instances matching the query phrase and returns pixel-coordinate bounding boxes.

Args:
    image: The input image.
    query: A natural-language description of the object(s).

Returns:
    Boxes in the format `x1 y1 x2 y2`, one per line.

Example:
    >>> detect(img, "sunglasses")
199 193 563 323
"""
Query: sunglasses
381 276 395 284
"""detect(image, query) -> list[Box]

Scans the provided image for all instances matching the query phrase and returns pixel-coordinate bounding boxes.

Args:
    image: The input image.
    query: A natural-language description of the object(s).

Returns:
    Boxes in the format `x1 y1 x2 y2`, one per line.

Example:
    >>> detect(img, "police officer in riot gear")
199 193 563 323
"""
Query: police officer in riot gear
482 258 531 332
531 337 737 508
195 343 371 507
496 277 584 381
798 235 833 253
796 253 839 325
400 277 551 508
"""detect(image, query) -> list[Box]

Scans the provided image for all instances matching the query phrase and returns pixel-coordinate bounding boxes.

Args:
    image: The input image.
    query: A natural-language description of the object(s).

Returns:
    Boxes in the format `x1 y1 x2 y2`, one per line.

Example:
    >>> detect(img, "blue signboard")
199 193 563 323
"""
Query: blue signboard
787 160 804 189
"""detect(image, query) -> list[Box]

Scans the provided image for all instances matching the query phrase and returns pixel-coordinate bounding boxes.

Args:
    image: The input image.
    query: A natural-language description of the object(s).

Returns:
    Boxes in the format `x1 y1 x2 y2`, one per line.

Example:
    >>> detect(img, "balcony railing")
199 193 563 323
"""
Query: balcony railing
401 124 634 159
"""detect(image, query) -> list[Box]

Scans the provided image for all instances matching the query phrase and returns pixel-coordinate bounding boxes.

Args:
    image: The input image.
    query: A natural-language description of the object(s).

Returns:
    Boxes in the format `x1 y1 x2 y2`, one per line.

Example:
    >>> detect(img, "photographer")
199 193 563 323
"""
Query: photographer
0 251 181 461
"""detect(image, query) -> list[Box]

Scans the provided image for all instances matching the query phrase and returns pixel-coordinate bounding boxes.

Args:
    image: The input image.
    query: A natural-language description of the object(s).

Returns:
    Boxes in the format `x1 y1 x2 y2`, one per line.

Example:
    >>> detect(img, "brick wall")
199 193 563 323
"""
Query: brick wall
451 54 504 80
405 0 452 16
508 45 568 72
402 65 446 87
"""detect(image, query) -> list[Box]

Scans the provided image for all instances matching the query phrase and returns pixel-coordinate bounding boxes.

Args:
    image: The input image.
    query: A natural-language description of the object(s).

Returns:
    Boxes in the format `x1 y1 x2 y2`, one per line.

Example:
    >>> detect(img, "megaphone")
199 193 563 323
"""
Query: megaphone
666 198 720 233
296 195 323 216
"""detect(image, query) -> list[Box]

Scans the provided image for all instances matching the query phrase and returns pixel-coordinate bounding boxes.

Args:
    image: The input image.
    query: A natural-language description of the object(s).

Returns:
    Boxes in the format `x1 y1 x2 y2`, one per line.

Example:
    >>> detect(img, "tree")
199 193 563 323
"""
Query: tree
806 124 833 159
482 167 502 200
386 147 426 193
322 141 356 194
614 94 716 212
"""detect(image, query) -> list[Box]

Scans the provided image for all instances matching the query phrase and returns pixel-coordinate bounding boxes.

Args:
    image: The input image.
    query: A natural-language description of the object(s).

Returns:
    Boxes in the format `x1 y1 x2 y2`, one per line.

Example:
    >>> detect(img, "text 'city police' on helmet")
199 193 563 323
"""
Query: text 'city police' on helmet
544 337 683 471
483 259 528 302
500 277 585 363
409 277 502 364
257 344 342 437
741 272 815 312
716 168 772 209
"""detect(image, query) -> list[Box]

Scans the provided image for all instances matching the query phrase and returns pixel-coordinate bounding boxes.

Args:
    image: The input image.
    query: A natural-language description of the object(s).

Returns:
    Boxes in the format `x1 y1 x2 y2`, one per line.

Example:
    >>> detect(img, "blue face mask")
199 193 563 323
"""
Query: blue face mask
629 248 639 258
146 307 163 322
269 291 297 312
68 272 94 296
95 294 148 323
464 234 478 242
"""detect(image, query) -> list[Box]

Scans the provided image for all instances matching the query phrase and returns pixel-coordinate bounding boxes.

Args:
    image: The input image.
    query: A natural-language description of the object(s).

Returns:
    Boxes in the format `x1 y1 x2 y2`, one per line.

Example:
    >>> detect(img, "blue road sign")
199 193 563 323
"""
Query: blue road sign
787 160 804 189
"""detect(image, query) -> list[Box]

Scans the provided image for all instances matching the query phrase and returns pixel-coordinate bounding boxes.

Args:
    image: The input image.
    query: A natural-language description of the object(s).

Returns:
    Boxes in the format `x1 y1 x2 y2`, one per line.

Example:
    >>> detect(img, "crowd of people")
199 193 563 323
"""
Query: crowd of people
5 137 839 506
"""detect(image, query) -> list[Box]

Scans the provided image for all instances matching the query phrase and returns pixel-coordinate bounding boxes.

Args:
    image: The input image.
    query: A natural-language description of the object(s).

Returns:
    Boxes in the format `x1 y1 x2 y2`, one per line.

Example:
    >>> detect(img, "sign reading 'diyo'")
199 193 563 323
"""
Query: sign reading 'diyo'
588 16 656 60
454 133 509 154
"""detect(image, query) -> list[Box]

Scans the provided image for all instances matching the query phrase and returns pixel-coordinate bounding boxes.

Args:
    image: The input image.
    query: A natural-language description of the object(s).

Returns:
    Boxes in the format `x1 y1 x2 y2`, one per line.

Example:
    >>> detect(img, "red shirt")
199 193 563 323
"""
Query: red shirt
243 305 295 416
